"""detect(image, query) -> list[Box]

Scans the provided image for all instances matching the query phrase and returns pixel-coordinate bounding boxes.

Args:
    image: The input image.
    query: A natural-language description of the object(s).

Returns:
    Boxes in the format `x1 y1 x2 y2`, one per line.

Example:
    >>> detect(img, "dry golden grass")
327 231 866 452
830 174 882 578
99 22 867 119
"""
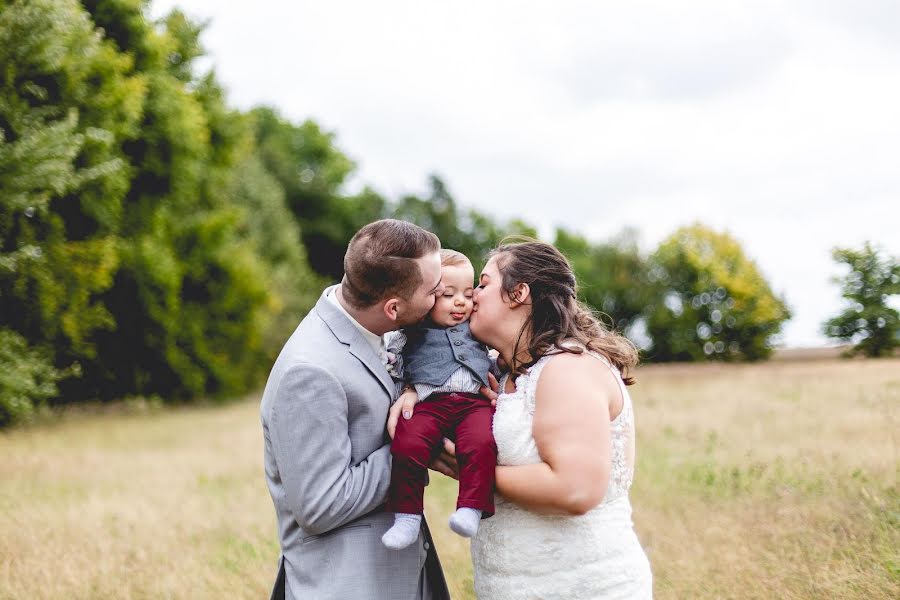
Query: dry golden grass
1 358 897 599
629 358 900 599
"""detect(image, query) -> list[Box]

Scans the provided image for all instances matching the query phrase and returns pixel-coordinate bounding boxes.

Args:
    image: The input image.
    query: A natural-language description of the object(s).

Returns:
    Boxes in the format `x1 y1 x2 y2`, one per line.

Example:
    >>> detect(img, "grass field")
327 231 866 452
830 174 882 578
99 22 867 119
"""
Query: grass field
1 358 898 599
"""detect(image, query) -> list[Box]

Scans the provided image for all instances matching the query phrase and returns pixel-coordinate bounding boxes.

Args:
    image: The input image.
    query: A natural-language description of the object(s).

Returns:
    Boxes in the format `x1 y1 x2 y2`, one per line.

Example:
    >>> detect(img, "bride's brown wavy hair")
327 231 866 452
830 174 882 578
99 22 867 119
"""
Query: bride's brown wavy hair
490 237 639 385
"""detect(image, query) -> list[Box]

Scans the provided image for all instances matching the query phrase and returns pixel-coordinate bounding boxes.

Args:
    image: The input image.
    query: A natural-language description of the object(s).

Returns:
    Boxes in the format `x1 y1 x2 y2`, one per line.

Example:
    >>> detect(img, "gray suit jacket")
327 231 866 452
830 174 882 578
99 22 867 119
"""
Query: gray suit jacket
260 286 451 600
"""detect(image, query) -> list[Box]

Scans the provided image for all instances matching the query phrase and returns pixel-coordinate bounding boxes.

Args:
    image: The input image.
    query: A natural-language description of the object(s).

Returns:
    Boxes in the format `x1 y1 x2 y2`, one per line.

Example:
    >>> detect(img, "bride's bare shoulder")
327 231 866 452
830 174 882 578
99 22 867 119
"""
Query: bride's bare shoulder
536 351 619 399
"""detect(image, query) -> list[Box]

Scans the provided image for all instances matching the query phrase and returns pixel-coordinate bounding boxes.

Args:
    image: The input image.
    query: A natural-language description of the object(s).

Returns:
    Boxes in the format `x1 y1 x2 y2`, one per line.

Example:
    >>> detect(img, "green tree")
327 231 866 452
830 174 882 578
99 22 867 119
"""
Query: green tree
643 224 791 361
76 2 316 400
224 153 324 352
78 2 269 398
822 242 899 357
391 174 537 271
249 106 360 279
554 228 650 333
0 0 143 402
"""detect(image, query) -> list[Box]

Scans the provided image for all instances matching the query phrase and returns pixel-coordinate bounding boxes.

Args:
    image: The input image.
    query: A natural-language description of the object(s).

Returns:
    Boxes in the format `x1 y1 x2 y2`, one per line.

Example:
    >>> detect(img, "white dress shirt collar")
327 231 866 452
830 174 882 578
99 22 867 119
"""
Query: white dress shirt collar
327 287 386 363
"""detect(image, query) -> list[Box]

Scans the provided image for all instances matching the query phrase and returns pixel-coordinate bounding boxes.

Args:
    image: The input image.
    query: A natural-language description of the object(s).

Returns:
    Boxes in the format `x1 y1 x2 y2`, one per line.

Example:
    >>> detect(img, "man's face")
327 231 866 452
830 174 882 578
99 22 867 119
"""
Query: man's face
395 251 444 327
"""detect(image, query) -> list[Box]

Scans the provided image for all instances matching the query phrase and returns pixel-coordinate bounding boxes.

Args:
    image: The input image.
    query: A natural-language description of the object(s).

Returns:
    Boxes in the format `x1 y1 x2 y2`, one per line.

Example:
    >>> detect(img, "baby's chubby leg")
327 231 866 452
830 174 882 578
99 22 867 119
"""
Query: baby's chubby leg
449 395 498 538
383 400 451 549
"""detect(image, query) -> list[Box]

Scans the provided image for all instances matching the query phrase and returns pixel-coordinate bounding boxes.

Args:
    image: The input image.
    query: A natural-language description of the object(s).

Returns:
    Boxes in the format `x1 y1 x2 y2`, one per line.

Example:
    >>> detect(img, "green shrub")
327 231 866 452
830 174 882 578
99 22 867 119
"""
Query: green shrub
0 328 70 426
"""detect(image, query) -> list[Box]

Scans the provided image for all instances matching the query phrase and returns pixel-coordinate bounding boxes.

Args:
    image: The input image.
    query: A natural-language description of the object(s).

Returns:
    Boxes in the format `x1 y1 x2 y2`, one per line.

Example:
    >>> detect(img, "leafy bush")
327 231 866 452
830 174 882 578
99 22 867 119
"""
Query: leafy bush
823 242 899 357
0 329 72 426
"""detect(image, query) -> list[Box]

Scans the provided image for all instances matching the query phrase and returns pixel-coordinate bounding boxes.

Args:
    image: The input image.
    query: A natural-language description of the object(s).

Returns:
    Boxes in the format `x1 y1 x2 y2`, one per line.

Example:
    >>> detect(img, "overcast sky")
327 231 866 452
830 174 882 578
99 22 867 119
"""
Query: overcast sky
152 0 900 347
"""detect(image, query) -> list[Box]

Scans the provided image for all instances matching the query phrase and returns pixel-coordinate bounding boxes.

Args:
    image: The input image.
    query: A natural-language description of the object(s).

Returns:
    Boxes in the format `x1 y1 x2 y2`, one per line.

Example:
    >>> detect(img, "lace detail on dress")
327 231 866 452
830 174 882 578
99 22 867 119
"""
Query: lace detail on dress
471 347 652 599
596 352 636 504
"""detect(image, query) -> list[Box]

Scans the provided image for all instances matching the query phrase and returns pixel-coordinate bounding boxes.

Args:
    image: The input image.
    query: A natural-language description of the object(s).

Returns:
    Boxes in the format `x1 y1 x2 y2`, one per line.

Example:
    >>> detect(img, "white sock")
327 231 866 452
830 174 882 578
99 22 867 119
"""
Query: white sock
449 507 482 538
382 513 422 549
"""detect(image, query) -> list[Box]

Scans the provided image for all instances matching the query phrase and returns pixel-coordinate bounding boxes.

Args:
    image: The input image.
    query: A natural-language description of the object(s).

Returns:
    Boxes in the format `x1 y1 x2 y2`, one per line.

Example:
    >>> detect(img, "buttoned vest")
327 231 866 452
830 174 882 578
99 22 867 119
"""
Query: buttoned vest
402 321 491 387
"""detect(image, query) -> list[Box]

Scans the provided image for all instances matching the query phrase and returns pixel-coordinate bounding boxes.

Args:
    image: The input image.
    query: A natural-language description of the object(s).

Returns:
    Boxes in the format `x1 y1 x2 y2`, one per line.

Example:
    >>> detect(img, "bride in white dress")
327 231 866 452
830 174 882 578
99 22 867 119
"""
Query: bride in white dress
467 239 652 600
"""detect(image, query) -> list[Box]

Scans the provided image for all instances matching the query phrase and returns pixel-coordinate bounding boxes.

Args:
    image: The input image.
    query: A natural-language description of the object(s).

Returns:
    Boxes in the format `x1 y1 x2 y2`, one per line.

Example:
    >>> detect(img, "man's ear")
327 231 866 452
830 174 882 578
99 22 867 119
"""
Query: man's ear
383 298 400 322
512 283 531 305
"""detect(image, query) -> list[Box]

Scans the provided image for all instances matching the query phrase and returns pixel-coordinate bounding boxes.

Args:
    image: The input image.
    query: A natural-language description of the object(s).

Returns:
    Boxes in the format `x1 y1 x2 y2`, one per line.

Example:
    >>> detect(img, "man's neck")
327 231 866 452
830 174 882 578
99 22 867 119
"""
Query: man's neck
335 285 390 337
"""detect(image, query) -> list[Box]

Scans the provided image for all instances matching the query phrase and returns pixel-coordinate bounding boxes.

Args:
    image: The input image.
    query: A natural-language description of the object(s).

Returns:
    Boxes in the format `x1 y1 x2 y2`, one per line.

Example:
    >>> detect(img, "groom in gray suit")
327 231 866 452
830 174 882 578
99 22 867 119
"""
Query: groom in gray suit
261 219 452 600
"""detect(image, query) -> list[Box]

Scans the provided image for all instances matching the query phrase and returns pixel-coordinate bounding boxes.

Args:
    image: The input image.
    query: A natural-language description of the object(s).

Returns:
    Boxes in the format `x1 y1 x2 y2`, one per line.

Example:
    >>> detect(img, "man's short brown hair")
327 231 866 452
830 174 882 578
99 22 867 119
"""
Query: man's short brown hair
342 219 441 309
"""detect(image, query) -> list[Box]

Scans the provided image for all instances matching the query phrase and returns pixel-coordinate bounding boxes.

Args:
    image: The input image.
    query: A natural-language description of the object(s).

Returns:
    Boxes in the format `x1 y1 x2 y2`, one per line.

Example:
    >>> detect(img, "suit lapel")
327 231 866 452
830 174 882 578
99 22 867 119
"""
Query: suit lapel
316 286 395 399
348 337 395 398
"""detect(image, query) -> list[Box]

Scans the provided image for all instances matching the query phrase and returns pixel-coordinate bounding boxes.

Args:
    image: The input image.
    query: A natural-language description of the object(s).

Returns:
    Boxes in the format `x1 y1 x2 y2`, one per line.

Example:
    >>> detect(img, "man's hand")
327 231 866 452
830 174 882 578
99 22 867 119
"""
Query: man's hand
388 390 458 478
387 388 419 439
429 438 459 479
480 372 501 407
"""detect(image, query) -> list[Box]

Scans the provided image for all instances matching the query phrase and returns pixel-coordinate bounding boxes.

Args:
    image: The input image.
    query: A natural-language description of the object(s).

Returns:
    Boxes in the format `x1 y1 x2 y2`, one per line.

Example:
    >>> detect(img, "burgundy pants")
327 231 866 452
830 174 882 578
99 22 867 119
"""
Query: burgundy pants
386 392 497 517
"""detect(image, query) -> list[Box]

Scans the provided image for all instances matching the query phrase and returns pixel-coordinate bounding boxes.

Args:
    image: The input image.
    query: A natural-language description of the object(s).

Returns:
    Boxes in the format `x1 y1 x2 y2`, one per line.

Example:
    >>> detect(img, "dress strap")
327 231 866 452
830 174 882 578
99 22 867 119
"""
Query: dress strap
516 354 555 414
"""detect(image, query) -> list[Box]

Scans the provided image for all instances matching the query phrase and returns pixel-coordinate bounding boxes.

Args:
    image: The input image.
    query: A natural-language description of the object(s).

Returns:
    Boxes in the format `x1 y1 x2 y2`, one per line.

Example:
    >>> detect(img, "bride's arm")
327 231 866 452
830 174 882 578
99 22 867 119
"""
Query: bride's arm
494 354 615 515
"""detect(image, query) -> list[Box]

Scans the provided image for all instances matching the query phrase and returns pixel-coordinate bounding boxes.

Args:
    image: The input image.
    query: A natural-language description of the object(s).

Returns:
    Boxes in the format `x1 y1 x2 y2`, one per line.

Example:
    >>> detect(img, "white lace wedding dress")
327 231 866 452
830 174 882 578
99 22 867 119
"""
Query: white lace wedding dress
471 349 652 599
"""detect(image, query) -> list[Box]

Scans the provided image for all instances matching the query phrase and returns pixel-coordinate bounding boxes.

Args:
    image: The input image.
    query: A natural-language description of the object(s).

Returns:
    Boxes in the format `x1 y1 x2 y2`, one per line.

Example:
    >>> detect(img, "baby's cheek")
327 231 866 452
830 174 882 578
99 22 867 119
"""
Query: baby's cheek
429 299 446 317
438 298 454 314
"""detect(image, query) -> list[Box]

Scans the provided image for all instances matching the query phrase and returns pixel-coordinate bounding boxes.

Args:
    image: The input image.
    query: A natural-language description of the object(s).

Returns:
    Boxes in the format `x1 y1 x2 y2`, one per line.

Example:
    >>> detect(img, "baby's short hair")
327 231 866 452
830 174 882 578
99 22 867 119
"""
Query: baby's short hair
440 249 472 268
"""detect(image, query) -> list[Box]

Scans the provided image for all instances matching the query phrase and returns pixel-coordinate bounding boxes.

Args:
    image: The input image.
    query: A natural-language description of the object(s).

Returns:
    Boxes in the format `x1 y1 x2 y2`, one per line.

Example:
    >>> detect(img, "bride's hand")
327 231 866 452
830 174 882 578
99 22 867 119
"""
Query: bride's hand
429 438 458 479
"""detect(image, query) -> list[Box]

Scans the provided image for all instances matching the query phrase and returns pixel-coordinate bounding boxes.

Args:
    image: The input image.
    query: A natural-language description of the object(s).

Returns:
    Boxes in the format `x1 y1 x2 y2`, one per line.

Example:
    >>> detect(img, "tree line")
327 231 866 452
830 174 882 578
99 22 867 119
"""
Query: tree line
1 0 896 425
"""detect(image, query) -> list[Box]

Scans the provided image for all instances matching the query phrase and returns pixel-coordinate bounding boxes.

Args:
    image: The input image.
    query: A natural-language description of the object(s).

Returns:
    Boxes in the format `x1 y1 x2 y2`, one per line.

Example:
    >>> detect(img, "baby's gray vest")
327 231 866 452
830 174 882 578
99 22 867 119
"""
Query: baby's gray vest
403 321 491 388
